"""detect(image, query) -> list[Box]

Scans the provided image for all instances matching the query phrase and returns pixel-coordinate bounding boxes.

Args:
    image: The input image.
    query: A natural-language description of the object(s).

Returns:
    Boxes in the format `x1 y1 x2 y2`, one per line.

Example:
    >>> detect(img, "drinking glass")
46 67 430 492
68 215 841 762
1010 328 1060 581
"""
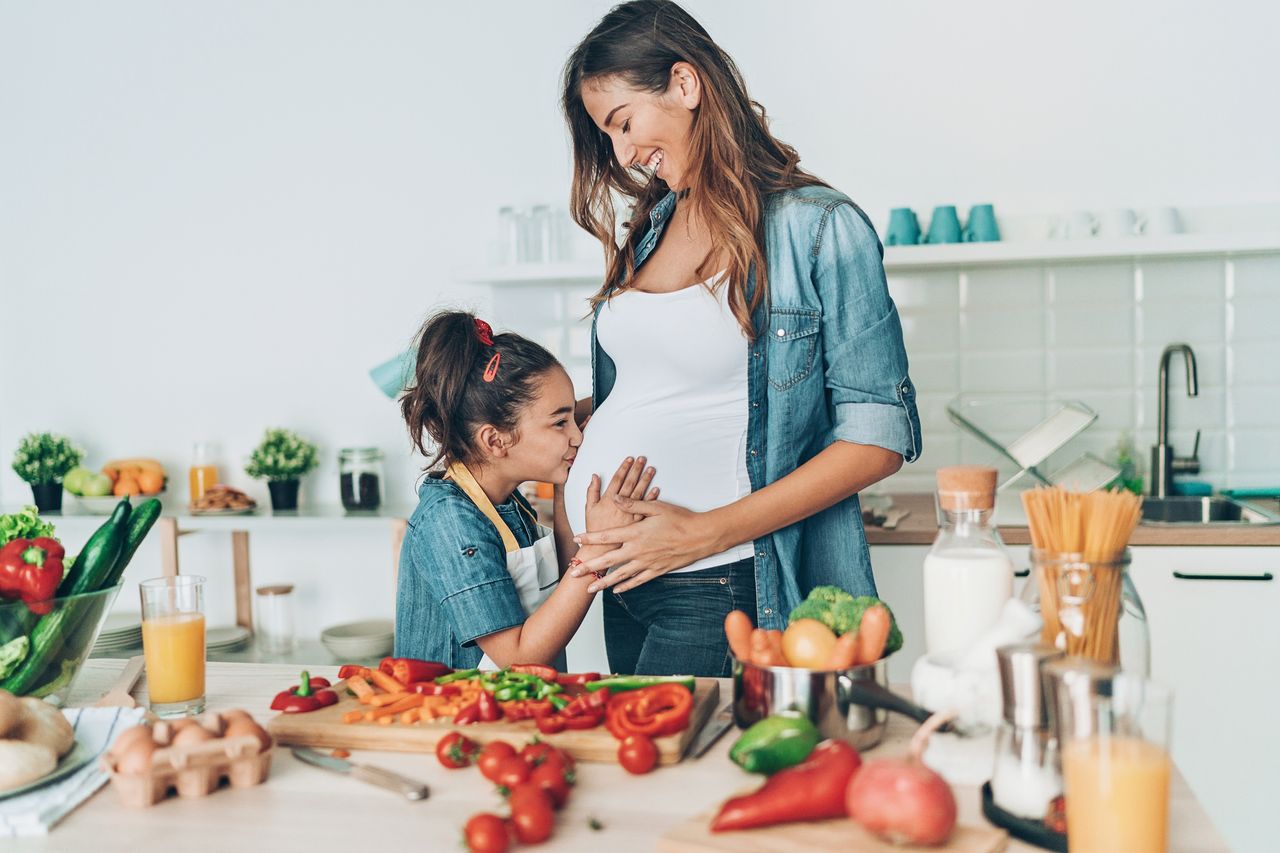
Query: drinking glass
1057 673 1172 853
140 575 207 717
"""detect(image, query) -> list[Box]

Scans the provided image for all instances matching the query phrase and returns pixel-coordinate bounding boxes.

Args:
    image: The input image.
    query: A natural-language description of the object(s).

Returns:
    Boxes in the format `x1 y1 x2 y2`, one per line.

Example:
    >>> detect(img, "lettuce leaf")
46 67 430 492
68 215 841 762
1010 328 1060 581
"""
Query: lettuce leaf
0 505 57 546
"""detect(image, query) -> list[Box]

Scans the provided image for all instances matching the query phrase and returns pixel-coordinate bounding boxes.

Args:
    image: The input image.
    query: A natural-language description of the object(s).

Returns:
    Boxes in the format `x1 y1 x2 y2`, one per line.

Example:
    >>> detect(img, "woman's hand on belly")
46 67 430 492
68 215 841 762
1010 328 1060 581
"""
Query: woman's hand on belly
585 456 659 532
571 497 716 593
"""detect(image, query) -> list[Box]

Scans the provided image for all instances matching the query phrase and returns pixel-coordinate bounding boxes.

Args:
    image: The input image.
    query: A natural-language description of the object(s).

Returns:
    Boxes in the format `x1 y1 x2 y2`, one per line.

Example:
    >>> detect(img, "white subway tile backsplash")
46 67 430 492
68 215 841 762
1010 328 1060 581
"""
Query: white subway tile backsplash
1050 262 1135 305
913 434 960 473
1138 344 1226 390
1230 430 1280 471
1138 302 1225 346
962 308 1046 350
909 354 961 393
1078 391 1140 431
961 268 1045 308
1228 340 1280 386
1224 470 1280 490
1228 386 1280 429
889 271 961 311
916 393 957 432
1048 349 1135 391
1227 297 1280 343
1051 306 1135 349
1137 387 1226 436
900 310 960 352
1229 255 1280 299
961 351 1044 392
1137 258 1225 304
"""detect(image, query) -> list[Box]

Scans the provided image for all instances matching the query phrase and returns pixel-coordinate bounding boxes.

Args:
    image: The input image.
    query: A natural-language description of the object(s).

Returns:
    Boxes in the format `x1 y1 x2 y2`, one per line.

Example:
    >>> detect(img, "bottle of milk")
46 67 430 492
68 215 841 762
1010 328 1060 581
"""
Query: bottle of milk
923 466 1014 660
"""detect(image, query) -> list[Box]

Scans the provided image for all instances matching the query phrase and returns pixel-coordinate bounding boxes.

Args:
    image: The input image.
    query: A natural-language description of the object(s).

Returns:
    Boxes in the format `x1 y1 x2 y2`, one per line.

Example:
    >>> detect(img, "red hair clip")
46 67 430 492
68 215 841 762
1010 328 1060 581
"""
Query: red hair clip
473 318 494 346
482 352 501 383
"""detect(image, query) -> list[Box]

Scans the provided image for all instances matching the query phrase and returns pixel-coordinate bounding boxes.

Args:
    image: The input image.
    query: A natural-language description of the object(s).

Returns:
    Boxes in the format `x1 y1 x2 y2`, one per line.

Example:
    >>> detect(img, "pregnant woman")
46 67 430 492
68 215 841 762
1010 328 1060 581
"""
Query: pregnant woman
561 0 921 676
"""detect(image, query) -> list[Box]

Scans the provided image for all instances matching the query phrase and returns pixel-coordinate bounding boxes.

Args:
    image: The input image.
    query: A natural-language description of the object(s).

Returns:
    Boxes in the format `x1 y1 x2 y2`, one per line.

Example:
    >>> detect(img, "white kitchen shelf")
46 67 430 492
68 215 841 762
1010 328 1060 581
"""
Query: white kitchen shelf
458 231 1280 285
2 504 416 534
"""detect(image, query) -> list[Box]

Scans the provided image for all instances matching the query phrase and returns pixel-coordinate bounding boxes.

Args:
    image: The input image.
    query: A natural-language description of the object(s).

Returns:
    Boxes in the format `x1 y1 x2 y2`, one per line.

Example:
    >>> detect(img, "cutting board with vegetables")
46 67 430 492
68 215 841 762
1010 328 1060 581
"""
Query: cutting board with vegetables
267 677 720 765
657 813 1007 852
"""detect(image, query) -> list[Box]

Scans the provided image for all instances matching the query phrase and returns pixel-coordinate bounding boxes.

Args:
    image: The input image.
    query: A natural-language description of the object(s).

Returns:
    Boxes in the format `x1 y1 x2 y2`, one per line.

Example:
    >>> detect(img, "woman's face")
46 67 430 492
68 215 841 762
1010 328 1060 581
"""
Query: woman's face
580 64 701 191
501 367 582 486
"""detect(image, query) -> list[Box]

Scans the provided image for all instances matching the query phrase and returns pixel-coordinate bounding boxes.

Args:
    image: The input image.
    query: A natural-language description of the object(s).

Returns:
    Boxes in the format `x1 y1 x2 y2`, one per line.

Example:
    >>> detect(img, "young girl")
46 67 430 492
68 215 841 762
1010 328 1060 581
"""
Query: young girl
393 310 655 669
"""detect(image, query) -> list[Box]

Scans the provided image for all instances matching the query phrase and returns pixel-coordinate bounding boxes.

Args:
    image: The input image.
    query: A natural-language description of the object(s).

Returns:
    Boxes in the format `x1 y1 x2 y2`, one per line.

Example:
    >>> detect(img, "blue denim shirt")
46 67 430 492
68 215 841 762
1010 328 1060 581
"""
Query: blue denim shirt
394 476 542 667
590 186 921 630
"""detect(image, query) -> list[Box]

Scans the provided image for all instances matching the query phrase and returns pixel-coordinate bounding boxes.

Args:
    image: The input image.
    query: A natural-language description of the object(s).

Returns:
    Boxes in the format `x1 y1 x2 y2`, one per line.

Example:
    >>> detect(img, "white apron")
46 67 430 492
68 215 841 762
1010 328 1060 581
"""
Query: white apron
445 463 562 671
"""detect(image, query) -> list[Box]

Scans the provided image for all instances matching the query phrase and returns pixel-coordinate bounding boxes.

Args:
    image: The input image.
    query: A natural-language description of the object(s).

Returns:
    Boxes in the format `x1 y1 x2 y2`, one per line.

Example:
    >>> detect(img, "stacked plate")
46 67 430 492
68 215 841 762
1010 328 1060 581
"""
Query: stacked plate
92 611 143 654
320 618 394 660
206 625 252 653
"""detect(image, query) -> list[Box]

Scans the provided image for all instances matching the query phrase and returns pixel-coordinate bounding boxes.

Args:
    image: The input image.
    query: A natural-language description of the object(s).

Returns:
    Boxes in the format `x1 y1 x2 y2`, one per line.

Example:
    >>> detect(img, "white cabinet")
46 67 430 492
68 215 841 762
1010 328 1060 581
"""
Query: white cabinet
1128 547 1278 853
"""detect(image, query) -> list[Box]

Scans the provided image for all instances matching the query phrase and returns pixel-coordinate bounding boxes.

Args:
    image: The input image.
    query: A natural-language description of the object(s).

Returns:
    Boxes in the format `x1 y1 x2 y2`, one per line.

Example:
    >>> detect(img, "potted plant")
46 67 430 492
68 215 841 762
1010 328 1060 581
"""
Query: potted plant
11 433 84 512
244 428 319 511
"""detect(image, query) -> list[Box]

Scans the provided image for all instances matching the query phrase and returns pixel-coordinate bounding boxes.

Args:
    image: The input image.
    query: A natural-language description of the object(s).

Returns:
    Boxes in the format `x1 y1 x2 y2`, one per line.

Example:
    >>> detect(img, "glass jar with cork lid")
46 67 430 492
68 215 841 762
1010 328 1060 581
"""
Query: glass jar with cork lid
923 465 1015 659
339 447 384 512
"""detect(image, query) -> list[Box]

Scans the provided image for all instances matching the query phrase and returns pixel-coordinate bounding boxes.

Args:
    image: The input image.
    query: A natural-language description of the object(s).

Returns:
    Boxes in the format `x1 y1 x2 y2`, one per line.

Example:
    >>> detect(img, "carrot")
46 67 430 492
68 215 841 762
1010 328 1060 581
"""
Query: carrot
400 708 422 725
342 709 364 724
724 610 754 662
345 675 375 701
828 630 860 669
366 692 412 707
331 748 351 759
368 695 424 720
368 669 407 694
853 604 892 665
750 629 787 667
766 630 786 662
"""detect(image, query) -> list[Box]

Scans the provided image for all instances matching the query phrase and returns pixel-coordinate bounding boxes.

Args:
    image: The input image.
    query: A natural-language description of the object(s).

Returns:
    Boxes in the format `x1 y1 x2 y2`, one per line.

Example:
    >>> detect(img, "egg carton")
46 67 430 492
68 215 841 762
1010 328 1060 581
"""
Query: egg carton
102 713 274 808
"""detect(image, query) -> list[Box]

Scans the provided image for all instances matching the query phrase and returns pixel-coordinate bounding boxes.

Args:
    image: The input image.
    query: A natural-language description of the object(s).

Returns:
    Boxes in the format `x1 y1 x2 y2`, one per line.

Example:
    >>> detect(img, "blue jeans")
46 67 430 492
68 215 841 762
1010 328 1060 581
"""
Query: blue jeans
603 558 757 677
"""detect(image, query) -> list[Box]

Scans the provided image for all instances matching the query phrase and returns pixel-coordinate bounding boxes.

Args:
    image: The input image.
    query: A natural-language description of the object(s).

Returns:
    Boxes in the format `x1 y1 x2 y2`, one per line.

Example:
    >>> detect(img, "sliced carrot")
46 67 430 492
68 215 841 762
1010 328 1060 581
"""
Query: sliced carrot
366 692 412 707
400 708 421 725
342 709 364 724
368 695 424 720
368 669 407 694
420 706 438 722
853 604 892 665
377 715 394 725
331 748 351 759
724 610 754 662
346 675 375 701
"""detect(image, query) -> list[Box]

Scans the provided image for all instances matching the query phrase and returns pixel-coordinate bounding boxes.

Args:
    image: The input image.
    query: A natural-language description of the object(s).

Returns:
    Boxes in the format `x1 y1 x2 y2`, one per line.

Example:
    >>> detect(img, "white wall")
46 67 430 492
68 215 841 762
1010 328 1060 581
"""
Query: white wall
2 2 1278 651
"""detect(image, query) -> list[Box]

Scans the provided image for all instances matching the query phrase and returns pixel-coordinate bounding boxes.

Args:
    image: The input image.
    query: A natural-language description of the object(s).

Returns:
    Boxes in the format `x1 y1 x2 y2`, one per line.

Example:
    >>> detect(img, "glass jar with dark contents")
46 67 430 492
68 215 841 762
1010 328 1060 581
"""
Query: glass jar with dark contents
339 447 384 512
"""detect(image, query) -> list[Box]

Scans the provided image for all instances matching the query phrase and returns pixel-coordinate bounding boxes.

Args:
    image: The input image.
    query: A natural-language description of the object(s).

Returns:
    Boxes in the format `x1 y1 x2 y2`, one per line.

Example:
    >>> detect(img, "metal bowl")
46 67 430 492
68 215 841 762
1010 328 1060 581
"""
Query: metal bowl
732 654 940 751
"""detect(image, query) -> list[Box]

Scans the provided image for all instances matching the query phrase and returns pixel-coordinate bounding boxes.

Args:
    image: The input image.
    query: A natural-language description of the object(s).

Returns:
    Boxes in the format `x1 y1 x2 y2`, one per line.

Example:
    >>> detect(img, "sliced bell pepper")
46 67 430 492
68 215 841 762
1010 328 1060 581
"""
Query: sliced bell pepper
584 674 695 694
338 664 373 680
476 690 502 722
605 683 693 740
535 713 566 735
556 671 601 687
379 657 452 684
435 668 480 685
0 537 65 614
407 681 460 696
271 670 339 713
454 700 481 725
508 663 558 681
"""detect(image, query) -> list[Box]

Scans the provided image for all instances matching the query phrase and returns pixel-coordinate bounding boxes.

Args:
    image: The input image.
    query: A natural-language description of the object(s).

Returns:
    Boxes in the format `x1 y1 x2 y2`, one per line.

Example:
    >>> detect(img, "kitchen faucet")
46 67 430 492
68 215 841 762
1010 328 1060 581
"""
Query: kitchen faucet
1150 343 1200 498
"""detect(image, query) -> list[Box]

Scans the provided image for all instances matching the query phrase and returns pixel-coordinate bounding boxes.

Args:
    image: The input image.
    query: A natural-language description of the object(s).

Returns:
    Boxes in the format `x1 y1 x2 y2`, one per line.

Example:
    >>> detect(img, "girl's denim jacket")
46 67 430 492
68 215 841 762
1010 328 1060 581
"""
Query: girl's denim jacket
590 185 922 630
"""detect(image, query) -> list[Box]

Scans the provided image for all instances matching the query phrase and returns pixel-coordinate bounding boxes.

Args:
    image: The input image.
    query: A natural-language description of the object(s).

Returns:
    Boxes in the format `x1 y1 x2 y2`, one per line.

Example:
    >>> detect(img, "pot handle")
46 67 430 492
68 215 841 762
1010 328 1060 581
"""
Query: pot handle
839 675 955 733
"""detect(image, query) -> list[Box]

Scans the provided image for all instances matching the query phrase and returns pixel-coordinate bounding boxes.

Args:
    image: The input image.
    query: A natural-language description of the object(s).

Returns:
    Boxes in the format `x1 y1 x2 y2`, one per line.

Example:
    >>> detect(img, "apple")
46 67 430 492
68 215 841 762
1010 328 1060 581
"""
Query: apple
81 473 114 497
63 467 92 496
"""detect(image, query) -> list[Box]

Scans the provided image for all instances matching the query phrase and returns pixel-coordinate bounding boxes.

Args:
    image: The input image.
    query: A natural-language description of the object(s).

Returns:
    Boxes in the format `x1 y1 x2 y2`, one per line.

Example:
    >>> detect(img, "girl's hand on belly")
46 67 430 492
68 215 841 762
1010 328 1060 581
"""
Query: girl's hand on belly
571 497 714 593
584 455 659 532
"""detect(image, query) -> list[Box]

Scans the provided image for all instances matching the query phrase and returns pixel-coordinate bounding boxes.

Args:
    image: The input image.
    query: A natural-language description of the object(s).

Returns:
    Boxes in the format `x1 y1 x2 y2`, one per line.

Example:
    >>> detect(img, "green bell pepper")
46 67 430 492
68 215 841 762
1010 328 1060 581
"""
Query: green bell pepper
729 710 821 775
583 674 695 694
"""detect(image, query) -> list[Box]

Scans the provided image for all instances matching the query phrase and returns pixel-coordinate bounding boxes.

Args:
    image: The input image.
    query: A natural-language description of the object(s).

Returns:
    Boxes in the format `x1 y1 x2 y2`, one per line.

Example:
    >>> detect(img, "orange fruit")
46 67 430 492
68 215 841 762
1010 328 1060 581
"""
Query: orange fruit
781 618 839 669
137 470 164 494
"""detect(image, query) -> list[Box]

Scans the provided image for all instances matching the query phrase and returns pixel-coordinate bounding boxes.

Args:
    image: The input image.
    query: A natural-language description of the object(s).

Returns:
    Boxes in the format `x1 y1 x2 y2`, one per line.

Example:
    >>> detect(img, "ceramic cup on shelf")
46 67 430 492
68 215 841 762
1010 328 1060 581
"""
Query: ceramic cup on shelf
923 205 963 244
885 207 922 245
1098 208 1146 238
962 204 1001 243
1144 206 1183 236
1052 211 1098 240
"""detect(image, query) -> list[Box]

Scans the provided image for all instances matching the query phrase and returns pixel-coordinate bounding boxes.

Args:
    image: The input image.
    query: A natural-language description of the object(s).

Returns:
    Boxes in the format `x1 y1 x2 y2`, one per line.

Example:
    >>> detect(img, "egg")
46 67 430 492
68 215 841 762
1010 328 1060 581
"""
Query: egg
170 722 214 749
111 726 157 775
224 716 272 752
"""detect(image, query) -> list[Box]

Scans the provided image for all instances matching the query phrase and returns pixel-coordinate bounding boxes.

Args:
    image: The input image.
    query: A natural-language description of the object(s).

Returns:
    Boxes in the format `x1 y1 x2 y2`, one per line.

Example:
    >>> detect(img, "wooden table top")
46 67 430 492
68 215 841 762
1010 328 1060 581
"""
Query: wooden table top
7 659 1228 852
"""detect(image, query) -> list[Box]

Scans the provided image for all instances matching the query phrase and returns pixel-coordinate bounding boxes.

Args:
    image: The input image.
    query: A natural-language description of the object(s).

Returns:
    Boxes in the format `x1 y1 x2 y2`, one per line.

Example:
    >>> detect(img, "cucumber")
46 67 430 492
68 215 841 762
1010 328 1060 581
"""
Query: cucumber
5 502 132 694
56 500 131 596
103 498 161 589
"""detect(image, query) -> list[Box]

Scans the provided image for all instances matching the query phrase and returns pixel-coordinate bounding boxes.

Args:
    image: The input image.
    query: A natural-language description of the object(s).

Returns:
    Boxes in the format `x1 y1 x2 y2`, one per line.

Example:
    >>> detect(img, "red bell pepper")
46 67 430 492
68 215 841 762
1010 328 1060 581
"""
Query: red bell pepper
509 663 558 682
710 740 863 832
270 670 339 713
606 684 692 740
535 713 566 735
454 700 481 725
0 538 65 614
476 690 503 722
555 671 601 688
562 709 606 730
337 664 372 680
378 657 451 684
407 681 459 697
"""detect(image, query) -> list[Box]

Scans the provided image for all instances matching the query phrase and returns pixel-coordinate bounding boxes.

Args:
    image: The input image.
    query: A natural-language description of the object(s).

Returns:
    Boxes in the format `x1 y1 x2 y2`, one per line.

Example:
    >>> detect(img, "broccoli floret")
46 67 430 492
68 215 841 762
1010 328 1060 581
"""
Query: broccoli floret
787 592 904 655
806 585 855 605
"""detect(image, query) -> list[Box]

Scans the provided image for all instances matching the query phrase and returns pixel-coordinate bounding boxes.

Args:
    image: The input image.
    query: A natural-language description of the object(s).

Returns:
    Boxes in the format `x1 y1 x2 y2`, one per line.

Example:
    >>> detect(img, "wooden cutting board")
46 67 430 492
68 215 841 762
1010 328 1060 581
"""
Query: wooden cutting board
658 813 1007 852
267 678 719 765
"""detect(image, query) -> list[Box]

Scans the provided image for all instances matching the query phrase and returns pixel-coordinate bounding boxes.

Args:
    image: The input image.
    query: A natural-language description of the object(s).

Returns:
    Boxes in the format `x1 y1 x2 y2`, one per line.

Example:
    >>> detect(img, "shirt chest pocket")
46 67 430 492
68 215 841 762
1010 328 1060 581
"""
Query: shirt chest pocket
766 307 821 391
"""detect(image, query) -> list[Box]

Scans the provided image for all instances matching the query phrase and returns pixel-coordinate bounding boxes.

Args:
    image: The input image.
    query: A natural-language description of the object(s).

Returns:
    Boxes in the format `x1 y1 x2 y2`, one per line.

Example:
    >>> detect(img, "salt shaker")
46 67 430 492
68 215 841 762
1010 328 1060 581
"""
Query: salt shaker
255 584 296 655
991 641 1065 819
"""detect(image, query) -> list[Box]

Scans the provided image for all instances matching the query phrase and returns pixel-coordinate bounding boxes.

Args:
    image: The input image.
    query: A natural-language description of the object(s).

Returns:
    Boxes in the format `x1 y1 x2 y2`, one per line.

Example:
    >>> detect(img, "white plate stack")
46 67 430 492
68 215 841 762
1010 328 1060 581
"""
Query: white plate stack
91 612 143 654
205 625 252 654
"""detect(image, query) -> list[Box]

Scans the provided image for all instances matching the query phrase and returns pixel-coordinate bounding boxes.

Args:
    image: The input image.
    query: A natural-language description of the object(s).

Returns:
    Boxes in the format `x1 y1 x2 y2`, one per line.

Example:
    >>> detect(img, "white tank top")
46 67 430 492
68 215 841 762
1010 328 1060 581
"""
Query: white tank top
564 276 755 573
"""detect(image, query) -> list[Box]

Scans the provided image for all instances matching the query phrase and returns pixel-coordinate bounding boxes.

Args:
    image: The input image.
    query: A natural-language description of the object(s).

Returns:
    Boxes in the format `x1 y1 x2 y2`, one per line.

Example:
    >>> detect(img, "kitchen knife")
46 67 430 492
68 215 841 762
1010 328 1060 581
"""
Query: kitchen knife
291 747 430 800
685 703 734 758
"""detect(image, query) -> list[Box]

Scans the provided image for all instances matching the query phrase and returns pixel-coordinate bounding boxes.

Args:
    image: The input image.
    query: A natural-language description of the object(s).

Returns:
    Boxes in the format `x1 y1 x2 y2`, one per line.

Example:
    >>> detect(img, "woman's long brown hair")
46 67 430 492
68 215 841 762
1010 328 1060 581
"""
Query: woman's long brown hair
562 0 827 339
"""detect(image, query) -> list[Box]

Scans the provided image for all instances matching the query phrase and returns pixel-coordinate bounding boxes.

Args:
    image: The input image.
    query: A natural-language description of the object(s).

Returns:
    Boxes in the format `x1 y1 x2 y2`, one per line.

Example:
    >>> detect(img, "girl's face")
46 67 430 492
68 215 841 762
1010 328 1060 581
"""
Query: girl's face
580 64 701 192
498 367 582 486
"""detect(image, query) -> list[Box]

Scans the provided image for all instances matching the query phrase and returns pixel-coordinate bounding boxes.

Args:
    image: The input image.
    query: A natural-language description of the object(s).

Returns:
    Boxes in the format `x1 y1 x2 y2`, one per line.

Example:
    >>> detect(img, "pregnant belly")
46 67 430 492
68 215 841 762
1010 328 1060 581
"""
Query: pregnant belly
563 398 747 537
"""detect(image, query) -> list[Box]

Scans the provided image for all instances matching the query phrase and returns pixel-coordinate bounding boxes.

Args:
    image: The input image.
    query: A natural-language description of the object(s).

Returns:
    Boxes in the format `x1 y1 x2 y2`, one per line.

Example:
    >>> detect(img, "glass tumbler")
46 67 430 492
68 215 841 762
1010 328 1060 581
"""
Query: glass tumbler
255 584 296 655
140 575 207 718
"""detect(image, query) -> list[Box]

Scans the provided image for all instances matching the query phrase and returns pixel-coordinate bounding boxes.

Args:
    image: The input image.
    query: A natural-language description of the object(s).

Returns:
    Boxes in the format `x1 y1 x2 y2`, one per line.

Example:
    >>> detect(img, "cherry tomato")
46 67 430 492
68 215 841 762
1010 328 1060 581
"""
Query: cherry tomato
494 755 533 789
477 740 518 783
436 732 479 769
463 813 509 853
508 786 555 844
617 734 658 775
520 740 558 766
529 760 572 809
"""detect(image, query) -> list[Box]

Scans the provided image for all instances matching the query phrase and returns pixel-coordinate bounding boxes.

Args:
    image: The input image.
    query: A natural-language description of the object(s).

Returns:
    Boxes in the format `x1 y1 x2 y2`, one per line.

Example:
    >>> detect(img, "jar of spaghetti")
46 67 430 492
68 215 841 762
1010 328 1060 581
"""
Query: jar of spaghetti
1018 549 1150 676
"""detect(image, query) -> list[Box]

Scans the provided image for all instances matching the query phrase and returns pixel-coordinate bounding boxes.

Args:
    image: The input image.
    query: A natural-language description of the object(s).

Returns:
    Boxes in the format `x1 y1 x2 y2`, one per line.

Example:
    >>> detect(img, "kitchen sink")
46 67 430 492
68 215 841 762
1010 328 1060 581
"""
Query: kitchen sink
1141 496 1280 525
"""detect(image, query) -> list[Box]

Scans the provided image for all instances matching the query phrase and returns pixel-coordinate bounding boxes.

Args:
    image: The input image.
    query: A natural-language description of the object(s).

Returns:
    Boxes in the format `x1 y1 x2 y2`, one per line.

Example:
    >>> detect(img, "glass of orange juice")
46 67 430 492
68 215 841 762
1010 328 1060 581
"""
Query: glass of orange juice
139 575 207 717
189 441 221 504
1058 673 1173 853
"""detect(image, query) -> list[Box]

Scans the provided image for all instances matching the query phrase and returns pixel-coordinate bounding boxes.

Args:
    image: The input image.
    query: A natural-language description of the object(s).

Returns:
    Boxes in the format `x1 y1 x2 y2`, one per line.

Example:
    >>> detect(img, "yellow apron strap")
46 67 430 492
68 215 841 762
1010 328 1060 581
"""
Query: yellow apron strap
444 462 521 553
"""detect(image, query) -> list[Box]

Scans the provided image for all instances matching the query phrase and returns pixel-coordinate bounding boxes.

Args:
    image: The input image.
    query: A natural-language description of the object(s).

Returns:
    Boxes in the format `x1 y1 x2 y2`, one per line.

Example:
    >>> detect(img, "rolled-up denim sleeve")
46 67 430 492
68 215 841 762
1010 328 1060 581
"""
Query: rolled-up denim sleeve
410 499 526 647
813 203 922 462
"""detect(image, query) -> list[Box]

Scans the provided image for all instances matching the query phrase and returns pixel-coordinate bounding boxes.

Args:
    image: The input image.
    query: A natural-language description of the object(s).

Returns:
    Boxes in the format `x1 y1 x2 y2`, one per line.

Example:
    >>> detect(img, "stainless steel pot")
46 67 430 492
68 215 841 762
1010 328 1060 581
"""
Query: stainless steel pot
732 655 944 750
